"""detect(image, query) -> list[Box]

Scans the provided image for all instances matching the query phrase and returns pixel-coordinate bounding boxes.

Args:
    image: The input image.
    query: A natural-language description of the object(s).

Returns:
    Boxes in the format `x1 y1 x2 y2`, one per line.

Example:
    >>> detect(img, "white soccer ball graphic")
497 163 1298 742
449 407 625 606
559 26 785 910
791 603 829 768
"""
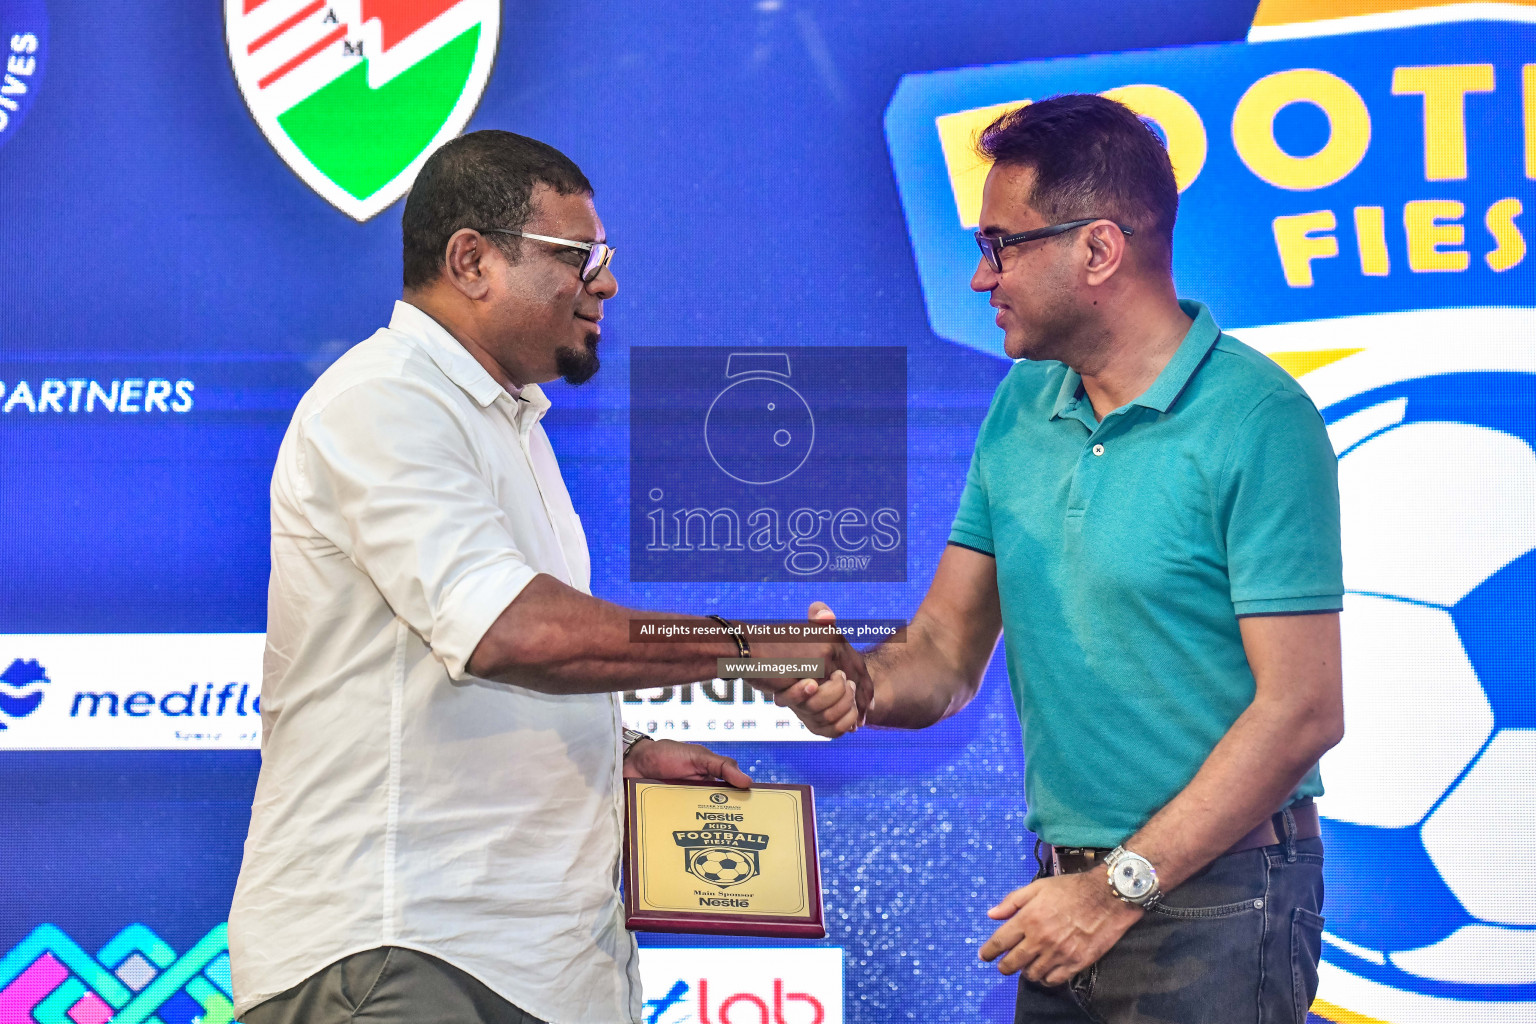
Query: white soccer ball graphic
1238 315 1536 1024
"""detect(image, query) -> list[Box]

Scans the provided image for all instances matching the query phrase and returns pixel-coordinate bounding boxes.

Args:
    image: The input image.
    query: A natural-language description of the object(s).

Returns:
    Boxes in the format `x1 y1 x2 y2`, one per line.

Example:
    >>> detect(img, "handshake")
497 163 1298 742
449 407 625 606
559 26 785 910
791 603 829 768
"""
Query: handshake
741 601 874 738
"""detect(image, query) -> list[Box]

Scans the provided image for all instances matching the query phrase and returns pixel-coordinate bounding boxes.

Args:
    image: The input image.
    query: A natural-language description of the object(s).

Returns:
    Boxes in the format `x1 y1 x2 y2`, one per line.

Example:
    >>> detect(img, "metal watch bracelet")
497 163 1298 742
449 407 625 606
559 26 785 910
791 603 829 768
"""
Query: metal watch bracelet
622 727 651 758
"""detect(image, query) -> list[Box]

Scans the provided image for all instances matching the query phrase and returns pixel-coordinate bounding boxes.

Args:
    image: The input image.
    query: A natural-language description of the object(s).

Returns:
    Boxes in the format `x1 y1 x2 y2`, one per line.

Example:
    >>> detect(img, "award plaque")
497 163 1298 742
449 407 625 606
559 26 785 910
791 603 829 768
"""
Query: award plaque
624 779 825 938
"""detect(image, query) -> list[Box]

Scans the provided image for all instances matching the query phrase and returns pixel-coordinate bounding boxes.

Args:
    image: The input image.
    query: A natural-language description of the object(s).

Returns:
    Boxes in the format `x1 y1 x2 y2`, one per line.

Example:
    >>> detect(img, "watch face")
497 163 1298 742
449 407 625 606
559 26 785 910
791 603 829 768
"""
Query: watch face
1113 857 1156 899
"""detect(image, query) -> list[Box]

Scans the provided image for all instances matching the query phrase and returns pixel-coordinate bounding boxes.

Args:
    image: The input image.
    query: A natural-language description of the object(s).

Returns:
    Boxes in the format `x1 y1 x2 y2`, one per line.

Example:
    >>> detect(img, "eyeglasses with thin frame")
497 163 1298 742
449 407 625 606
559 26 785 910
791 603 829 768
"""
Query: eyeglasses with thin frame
479 228 615 283
974 218 1134 273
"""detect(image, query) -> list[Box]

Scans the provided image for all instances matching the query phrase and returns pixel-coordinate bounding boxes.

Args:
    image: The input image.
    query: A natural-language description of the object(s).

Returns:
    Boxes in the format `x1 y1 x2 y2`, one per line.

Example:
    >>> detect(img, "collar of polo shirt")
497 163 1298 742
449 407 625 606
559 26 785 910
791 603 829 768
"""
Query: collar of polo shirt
1049 301 1222 422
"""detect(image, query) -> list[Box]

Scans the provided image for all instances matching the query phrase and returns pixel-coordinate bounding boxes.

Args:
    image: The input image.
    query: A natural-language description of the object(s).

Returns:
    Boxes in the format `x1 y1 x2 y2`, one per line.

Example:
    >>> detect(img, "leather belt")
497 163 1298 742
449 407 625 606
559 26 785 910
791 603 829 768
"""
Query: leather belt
1048 800 1320 877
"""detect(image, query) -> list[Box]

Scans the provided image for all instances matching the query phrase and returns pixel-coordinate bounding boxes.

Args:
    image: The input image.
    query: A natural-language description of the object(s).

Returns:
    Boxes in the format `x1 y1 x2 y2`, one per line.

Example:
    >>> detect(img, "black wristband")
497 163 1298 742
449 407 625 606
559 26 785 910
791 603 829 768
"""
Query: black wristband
707 614 751 659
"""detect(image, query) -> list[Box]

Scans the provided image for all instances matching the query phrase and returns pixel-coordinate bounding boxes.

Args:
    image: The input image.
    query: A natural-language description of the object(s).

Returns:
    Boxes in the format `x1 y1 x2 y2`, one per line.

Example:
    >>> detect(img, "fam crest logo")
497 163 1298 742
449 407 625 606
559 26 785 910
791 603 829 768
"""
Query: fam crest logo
0 657 47 732
225 0 500 221
0 0 46 148
674 823 768 889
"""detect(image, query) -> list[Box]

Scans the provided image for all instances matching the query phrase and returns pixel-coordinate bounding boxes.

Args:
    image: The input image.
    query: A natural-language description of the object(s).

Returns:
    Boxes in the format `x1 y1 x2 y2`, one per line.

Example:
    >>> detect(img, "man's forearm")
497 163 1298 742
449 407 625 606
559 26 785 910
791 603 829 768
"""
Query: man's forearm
467 575 743 693
468 574 862 696
864 617 986 729
1123 694 1341 892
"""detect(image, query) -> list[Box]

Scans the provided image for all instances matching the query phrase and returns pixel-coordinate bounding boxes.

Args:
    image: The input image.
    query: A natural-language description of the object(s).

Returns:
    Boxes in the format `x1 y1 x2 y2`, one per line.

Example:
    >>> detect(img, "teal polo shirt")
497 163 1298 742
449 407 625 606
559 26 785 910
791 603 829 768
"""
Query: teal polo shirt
951 301 1343 848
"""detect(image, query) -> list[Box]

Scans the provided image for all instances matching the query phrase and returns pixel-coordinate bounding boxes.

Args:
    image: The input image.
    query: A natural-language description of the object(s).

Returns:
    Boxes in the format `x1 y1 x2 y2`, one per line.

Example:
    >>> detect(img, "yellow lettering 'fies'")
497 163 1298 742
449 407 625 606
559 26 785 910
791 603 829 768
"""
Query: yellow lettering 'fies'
1485 198 1526 272
1233 69 1371 191
1405 199 1468 272
1273 210 1339 286
1391 64 1495 181
1353 206 1390 275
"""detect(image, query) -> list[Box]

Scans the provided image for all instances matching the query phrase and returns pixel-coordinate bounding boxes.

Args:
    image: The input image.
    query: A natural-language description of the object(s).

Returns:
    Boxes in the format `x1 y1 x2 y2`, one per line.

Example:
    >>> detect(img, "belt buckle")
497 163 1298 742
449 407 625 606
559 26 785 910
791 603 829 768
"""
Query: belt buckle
1053 846 1094 875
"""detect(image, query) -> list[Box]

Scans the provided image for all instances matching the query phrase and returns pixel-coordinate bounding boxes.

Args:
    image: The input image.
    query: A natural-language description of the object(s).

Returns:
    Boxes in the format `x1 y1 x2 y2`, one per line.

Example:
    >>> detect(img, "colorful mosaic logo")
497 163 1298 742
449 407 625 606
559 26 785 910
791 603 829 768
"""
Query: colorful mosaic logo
0 923 233 1024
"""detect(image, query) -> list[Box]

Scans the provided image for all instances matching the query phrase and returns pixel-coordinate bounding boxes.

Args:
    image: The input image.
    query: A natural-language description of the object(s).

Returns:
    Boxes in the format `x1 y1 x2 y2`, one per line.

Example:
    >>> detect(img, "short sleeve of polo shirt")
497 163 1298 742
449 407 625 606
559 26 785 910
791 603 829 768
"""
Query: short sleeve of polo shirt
1222 387 1344 616
949 441 996 556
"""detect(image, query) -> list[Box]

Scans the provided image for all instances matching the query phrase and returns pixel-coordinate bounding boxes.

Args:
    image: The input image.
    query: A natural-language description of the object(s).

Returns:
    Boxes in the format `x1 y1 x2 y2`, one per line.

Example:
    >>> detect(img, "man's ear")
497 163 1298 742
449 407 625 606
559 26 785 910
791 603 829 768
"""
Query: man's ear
442 228 498 300
1082 221 1128 286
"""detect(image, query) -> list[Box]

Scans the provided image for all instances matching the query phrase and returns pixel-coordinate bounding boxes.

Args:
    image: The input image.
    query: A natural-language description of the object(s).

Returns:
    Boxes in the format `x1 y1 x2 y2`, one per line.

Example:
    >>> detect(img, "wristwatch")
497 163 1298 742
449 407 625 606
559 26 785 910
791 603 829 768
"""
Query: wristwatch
1104 846 1162 908
622 728 651 758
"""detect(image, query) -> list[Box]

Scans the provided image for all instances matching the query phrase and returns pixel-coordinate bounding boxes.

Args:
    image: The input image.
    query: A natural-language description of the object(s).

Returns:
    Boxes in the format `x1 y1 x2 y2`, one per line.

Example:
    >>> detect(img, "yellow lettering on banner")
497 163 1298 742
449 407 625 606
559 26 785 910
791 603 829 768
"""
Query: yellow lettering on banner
1404 199 1468 271
1353 206 1390 275
1525 64 1536 179
1100 84 1208 192
936 101 1028 228
1233 69 1371 191
1390 64 1495 181
1273 210 1339 286
1485 197 1526 271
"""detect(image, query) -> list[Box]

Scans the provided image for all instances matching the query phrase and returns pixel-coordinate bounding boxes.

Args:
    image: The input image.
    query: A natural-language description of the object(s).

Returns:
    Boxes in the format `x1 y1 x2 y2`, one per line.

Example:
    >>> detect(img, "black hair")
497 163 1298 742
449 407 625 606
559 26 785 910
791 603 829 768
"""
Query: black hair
978 94 1177 270
401 130 592 289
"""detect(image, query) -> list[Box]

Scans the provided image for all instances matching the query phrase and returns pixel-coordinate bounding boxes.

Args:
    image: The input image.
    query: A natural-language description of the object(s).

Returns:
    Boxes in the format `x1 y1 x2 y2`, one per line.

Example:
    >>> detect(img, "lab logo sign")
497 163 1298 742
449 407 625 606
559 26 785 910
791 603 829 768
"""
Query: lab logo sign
637 947 842 1024
0 658 48 733
0 0 47 148
226 0 500 221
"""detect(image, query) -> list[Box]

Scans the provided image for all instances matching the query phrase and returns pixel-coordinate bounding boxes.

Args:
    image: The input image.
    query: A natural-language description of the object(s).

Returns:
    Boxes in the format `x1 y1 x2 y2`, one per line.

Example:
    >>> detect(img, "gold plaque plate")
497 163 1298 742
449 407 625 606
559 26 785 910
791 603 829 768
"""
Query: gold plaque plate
623 779 825 938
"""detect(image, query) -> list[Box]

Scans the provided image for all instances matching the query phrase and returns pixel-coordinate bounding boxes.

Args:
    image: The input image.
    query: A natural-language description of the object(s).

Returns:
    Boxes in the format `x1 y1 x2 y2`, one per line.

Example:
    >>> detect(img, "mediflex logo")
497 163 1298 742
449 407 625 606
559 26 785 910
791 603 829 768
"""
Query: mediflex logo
0 658 48 731
68 681 260 721
0 634 265 749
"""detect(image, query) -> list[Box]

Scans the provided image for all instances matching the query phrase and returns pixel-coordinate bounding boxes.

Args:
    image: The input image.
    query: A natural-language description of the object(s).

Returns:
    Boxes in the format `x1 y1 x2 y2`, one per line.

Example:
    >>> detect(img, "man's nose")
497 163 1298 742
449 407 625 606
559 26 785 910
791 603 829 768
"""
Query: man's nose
970 257 998 293
587 265 617 300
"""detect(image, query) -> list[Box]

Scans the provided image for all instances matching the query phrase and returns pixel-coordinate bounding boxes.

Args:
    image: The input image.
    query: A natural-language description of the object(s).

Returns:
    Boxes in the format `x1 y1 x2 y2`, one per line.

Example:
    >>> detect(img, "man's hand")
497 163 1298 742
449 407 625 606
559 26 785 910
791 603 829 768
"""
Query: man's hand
979 870 1143 986
768 602 866 737
621 737 752 788
750 602 869 720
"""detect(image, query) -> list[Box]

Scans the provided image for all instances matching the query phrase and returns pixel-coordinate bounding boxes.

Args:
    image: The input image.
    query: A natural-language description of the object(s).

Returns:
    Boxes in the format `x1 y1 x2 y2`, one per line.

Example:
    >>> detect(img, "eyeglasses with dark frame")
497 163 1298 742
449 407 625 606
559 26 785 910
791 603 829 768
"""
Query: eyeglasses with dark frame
974 218 1134 273
479 228 615 283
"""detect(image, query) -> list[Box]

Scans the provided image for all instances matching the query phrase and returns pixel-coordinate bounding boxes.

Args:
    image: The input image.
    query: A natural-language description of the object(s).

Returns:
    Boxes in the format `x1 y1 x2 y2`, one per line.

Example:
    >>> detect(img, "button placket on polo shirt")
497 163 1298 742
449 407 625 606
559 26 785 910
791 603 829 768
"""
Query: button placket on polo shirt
1063 401 1126 522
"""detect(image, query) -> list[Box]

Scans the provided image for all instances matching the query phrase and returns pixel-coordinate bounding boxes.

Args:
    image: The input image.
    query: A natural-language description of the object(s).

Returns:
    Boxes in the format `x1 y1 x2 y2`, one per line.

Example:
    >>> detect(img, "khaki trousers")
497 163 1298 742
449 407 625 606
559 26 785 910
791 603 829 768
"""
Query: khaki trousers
240 947 546 1024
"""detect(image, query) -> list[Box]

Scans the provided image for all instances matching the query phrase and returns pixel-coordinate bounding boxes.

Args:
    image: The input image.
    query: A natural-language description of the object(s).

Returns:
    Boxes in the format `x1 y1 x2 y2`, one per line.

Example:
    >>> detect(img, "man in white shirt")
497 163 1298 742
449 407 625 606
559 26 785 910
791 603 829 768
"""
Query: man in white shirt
229 131 868 1024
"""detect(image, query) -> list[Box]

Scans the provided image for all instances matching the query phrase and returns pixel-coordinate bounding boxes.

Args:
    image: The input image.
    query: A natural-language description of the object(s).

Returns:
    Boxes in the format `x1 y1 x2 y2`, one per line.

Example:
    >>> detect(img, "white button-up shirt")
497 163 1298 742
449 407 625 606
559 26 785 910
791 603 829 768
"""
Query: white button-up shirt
230 301 639 1023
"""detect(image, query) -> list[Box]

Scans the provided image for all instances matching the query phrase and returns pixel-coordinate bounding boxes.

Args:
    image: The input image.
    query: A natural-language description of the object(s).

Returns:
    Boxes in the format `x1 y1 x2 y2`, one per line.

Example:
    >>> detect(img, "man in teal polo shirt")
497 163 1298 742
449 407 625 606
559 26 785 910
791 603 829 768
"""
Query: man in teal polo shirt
781 95 1345 1022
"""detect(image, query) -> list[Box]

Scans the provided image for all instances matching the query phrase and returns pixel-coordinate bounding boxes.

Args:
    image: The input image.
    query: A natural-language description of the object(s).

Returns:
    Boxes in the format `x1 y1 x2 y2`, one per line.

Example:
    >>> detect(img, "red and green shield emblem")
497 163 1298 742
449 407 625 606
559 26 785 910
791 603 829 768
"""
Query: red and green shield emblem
226 0 500 221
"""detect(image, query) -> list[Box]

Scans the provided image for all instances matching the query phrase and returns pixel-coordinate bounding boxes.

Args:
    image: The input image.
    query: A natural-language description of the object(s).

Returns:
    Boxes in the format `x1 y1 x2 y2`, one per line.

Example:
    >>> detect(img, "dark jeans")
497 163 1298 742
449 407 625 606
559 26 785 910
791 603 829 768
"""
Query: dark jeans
240 947 546 1024
1014 837 1325 1024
